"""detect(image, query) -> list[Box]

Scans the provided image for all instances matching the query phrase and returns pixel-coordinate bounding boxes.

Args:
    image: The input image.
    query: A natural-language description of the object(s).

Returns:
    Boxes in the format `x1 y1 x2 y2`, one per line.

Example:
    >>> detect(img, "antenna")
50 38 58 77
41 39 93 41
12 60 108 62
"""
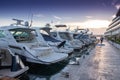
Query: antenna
51 20 54 27
74 26 79 32
85 28 89 33
30 14 33 27
66 26 70 31
24 21 29 27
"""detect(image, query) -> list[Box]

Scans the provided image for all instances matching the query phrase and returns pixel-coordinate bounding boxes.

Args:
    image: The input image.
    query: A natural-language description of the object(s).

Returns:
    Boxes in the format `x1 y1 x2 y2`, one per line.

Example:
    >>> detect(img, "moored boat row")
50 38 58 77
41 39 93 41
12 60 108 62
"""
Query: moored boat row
0 19 97 79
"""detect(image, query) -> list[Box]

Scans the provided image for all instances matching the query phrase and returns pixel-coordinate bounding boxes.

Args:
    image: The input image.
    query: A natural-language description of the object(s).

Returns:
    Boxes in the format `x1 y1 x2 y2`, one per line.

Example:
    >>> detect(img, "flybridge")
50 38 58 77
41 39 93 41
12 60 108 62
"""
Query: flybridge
12 19 24 25
55 25 67 27
12 18 29 27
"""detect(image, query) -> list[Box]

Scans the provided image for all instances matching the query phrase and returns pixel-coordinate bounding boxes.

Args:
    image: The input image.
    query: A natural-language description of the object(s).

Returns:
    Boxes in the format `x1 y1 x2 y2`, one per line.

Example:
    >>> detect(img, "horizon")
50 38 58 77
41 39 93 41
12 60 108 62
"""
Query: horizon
0 0 120 34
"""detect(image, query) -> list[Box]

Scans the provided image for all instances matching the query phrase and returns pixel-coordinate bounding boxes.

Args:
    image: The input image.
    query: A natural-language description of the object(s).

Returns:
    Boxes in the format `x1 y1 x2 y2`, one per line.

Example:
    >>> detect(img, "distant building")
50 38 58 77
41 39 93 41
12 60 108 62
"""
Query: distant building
104 8 120 40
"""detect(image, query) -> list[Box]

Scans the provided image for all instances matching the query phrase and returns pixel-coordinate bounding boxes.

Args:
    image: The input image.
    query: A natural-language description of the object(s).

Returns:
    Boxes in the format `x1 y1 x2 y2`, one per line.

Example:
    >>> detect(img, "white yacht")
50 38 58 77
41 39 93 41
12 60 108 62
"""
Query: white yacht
32 27 73 56
0 20 68 67
104 8 120 42
50 25 83 52
0 47 29 79
73 28 96 46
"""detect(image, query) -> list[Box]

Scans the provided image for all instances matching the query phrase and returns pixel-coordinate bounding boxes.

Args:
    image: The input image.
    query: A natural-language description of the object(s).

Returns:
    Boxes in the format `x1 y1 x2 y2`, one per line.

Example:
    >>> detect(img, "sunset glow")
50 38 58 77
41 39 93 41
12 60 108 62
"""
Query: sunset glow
66 20 110 28
82 20 110 28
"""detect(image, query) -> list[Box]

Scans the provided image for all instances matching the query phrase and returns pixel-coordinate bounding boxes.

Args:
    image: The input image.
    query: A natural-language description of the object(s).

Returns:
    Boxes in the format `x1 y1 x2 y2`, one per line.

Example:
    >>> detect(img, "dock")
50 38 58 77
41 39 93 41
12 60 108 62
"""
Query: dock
50 40 120 80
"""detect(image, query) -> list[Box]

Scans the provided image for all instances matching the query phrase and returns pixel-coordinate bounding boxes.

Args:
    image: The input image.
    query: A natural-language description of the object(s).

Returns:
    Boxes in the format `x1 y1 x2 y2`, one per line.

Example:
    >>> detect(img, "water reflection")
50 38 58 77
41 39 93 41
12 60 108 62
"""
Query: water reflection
97 43 105 46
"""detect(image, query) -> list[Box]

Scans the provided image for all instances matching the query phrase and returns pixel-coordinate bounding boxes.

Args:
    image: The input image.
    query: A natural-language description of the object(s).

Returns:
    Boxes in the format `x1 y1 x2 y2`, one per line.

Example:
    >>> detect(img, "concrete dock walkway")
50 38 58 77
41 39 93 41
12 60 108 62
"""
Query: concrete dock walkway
51 40 120 80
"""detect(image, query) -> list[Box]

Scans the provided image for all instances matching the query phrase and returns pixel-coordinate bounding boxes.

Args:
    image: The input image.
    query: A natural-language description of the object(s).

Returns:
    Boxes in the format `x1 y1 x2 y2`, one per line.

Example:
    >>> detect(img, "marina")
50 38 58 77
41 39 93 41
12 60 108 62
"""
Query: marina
0 19 98 80
1 0 120 80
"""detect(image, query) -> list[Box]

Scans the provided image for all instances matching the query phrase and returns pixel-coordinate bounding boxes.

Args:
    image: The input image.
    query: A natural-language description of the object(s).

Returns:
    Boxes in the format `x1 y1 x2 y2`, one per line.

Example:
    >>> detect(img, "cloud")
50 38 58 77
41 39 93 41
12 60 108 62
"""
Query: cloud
64 22 82 26
82 20 110 28
112 0 120 9
112 0 118 6
0 19 14 26
34 14 45 18
65 19 110 28
112 14 116 18
85 16 93 19
115 4 120 9
32 20 46 26
53 16 62 20
63 17 72 19
56 21 61 24
102 2 106 7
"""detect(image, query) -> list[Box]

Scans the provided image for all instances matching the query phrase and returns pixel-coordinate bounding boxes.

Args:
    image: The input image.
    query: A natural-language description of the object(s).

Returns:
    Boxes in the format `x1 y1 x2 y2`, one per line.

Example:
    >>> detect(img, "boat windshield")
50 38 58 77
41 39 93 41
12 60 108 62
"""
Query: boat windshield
9 28 37 43
0 30 6 38
41 33 61 42
59 32 72 40
73 33 79 39
80 35 89 39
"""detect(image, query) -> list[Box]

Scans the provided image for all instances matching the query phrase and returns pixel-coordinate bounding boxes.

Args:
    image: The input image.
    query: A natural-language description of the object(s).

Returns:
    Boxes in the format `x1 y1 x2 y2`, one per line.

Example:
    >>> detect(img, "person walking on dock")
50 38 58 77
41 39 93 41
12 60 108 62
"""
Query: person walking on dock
100 36 104 44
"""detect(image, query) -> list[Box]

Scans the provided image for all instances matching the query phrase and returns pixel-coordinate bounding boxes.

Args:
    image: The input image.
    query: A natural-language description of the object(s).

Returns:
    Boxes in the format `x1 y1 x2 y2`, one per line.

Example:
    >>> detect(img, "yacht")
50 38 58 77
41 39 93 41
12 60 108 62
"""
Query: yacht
50 25 83 52
32 27 73 56
104 8 120 41
0 47 29 79
73 28 96 46
0 19 68 75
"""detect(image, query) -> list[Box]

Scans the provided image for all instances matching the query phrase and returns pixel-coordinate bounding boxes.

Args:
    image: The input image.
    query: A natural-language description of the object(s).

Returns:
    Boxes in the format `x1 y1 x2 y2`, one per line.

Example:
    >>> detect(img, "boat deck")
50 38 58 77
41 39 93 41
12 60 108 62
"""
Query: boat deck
0 67 28 78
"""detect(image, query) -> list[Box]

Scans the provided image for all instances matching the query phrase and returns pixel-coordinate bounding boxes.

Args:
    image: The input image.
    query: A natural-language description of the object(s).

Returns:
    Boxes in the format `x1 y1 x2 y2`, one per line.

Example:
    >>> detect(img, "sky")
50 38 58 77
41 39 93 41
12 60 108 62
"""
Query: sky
0 0 120 34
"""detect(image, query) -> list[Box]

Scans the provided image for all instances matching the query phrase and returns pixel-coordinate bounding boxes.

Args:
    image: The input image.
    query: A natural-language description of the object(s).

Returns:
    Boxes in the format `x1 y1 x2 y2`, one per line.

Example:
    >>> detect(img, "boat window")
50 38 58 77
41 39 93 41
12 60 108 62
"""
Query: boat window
41 33 60 42
10 30 37 43
0 30 6 38
80 35 89 39
50 32 57 37
59 32 72 40
73 34 79 39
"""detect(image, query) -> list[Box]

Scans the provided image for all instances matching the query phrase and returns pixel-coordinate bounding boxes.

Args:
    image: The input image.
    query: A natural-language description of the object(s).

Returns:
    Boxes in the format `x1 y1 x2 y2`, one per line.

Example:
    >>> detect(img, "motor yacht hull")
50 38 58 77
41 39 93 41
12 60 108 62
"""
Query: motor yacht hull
21 58 69 76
